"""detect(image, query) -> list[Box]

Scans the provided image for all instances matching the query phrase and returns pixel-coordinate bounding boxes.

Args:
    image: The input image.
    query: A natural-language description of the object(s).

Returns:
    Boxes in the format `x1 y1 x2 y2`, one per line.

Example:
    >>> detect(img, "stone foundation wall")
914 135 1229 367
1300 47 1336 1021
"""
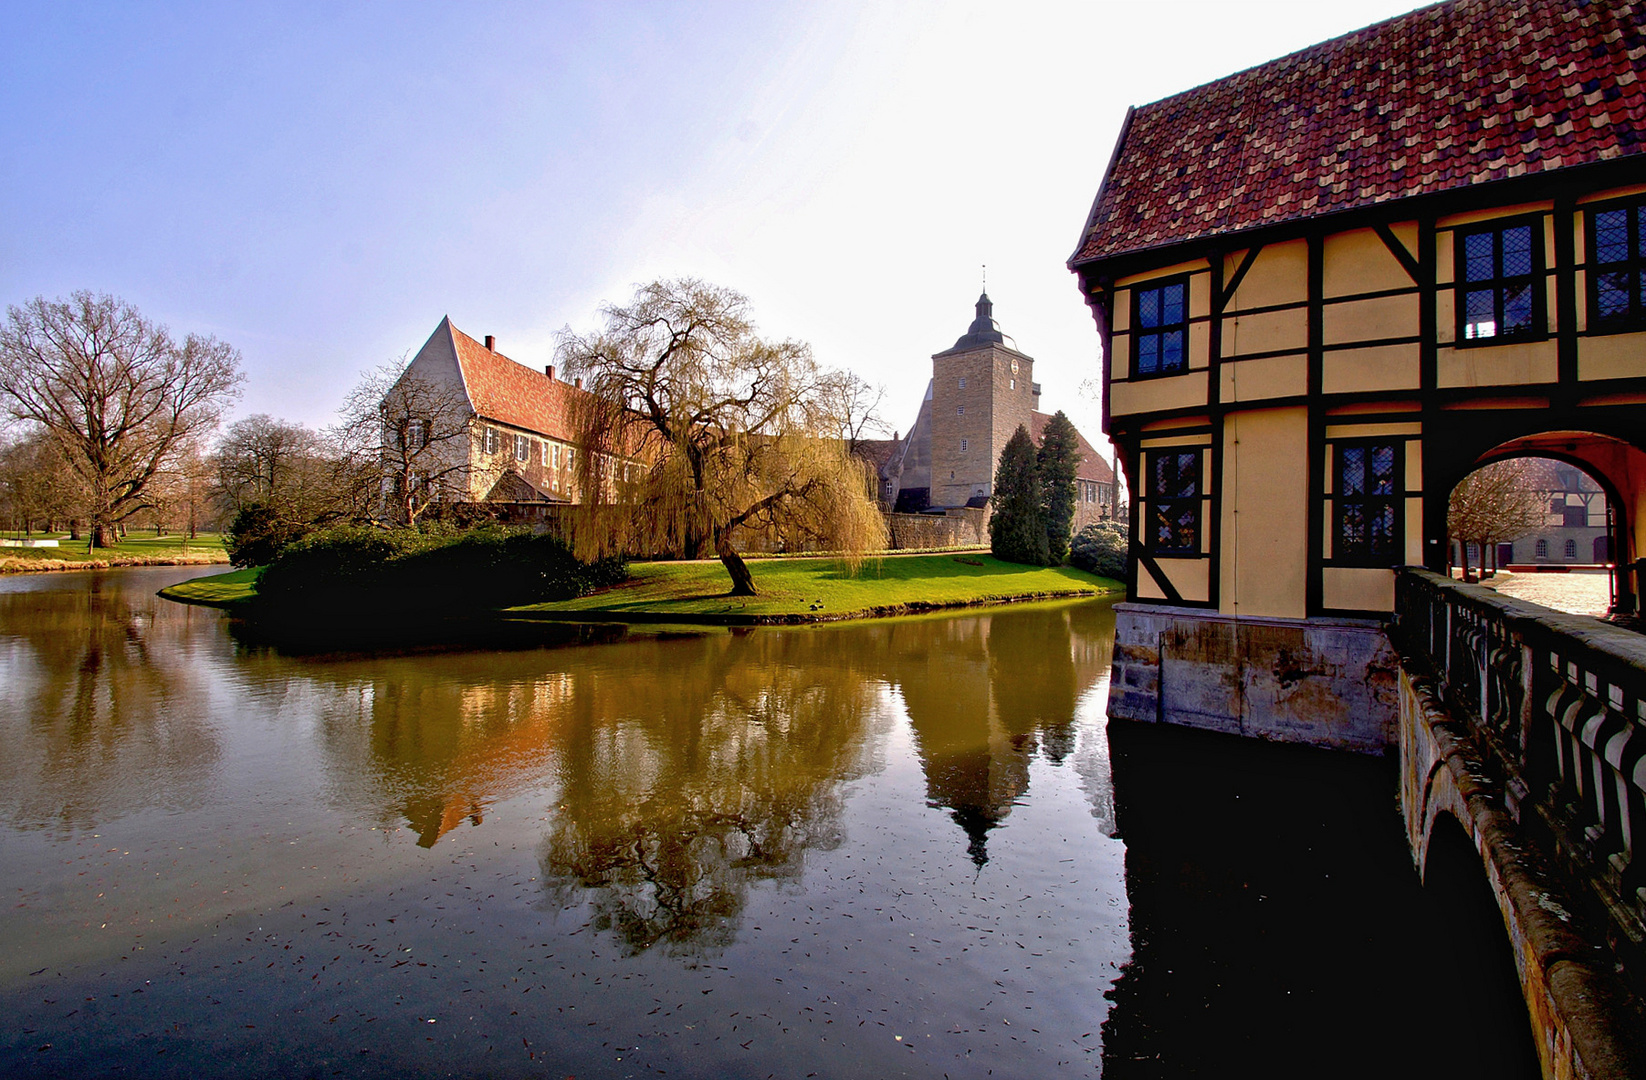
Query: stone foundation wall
1108 603 1398 753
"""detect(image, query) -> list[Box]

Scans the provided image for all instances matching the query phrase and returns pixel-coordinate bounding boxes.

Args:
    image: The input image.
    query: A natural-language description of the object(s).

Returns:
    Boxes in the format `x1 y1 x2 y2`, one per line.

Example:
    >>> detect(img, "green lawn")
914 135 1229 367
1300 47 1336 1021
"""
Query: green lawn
513 553 1119 622
159 552 1120 623
157 566 260 607
0 530 228 564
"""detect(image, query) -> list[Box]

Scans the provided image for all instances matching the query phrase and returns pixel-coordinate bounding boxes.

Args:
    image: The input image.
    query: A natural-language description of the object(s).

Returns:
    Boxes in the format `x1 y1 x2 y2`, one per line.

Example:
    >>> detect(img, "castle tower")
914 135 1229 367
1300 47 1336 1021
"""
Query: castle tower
928 292 1038 507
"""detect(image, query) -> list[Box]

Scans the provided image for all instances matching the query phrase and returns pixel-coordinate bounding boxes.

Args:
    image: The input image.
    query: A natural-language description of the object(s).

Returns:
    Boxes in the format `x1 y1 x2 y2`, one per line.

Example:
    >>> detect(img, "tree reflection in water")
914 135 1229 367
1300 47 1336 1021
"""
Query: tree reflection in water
0 571 222 830
216 598 1114 958
538 629 884 956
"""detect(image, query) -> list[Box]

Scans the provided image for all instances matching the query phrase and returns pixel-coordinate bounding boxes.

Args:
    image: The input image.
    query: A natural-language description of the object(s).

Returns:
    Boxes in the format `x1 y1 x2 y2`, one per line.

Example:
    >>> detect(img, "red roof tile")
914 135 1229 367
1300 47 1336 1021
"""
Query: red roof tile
1031 411 1115 484
1072 0 1646 265
449 324 588 443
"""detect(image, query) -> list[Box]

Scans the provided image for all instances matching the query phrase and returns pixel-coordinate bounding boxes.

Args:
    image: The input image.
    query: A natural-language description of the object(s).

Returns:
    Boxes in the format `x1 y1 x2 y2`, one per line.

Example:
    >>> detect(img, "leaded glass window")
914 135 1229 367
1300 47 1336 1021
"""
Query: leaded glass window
1148 449 1201 555
1335 441 1401 564
1589 201 1646 332
1133 278 1189 378
1458 221 1541 342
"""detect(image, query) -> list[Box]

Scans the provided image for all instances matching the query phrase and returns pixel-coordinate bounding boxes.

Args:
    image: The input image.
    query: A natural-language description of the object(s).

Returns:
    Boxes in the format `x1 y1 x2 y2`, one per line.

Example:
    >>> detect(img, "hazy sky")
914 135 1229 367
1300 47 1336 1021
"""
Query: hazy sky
2 1 1424 445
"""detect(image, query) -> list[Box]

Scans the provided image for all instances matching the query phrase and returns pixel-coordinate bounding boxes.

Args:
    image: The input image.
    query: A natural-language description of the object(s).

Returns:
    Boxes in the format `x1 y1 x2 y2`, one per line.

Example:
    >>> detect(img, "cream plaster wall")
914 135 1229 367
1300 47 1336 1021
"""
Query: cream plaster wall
1323 344 1421 394
1219 407 1308 619
1437 341 1559 387
1111 372 1210 417
1322 567 1396 612
1220 354 1306 402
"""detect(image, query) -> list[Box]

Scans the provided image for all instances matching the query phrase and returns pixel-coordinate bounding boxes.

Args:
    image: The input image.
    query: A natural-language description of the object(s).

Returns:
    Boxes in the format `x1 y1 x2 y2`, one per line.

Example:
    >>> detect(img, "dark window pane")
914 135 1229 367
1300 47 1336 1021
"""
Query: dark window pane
1340 446 1365 496
1371 445 1396 494
1370 504 1396 551
1161 330 1184 371
1596 209 1630 264
1174 453 1199 497
1138 334 1159 374
1503 285 1534 334
1138 290 1160 328
1501 225 1533 276
1464 232 1495 281
1163 283 1185 324
1596 271 1632 321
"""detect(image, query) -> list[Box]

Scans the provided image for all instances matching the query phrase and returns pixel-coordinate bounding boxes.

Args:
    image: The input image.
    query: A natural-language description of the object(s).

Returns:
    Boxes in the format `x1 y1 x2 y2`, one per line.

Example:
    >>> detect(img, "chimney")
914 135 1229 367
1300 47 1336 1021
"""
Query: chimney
484 335 496 352
544 365 555 381
574 377 583 389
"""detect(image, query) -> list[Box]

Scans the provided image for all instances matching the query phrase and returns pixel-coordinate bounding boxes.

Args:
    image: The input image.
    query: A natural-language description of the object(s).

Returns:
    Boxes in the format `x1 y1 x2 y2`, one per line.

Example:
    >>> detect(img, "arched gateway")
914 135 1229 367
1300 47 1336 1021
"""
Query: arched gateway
1072 0 1646 751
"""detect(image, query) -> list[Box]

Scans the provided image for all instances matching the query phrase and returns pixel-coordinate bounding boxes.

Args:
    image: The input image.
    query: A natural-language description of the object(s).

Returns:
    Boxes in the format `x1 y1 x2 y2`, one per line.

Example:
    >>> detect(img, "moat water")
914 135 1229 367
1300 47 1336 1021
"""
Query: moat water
0 567 1534 1078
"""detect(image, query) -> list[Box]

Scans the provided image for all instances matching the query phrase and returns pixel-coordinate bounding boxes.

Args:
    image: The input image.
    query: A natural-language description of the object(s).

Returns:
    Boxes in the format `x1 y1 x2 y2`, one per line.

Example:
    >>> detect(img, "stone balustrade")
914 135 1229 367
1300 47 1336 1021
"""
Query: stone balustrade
1395 568 1646 992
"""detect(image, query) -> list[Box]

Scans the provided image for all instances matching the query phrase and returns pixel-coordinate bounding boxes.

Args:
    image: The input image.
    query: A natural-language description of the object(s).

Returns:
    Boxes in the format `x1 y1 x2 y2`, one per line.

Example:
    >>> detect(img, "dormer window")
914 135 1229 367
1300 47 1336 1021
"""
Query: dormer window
1457 220 1542 343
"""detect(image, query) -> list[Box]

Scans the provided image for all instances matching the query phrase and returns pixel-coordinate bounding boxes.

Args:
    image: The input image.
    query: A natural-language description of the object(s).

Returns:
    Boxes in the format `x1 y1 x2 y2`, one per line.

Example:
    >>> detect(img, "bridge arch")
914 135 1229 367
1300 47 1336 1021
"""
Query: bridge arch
1424 420 1646 613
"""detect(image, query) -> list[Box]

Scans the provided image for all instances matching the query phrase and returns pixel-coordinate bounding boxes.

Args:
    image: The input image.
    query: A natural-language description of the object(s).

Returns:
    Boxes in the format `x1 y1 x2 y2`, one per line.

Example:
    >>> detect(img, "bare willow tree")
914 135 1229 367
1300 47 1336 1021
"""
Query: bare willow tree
0 292 242 547
331 359 487 524
1448 458 1548 581
557 278 886 596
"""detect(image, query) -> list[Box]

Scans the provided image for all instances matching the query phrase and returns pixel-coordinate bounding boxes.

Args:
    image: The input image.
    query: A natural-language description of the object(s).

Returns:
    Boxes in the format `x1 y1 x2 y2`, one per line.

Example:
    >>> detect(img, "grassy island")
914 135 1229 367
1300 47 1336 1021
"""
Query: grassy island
161 552 1119 624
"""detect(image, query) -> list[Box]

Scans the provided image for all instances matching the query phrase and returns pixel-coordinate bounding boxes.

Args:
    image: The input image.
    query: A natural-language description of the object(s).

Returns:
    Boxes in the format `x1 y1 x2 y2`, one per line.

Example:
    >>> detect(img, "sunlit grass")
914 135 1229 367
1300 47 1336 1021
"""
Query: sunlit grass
0 530 228 562
158 566 260 607
514 553 1119 620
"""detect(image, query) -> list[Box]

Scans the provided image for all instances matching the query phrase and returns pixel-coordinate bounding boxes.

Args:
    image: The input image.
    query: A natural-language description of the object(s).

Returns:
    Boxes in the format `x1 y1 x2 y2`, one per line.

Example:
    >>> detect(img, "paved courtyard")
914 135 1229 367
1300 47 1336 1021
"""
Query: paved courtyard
1479 568 1612 617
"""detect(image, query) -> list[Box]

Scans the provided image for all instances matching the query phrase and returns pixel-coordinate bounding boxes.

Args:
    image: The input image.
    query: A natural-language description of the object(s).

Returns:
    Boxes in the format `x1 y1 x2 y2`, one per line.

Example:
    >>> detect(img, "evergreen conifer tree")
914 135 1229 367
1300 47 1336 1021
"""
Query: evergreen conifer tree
989 425 1048 565
1037 410 1082 564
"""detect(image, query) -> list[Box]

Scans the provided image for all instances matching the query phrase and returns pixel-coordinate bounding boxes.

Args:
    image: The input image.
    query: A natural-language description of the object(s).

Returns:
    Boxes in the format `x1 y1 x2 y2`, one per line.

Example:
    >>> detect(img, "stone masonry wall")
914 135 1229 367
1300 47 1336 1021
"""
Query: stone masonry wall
929 344 1034 508
1108 602 1398 753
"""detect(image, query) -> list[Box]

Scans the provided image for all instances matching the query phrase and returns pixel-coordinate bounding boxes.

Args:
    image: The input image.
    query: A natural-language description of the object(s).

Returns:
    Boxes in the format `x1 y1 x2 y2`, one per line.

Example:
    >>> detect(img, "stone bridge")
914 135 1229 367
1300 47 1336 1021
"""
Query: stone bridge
1394 569 1646 1078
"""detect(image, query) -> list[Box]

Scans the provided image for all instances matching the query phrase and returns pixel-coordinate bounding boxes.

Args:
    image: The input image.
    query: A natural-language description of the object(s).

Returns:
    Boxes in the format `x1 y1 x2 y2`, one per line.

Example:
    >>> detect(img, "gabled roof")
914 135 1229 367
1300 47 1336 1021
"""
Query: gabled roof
1031 412 1114 485
1072 0 1646 266
436 318 590 442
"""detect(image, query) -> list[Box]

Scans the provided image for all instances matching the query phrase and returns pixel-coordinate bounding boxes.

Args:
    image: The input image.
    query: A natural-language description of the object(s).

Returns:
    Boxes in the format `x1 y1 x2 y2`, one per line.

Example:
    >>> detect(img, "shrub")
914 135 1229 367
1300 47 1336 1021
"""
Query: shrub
1069 521 1129 581
225 504 313 568
254 524 627 616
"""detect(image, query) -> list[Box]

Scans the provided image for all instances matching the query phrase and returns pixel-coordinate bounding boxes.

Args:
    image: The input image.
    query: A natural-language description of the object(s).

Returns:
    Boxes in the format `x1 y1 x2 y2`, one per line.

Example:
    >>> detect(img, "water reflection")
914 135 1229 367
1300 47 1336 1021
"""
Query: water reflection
0 571 223 830
879 602 1113 864
0 569 1116 960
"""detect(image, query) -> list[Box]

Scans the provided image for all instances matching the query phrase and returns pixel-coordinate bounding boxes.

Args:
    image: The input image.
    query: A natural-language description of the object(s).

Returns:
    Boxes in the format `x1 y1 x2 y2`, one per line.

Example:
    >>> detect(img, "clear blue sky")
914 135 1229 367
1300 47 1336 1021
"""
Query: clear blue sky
2 1 1424 443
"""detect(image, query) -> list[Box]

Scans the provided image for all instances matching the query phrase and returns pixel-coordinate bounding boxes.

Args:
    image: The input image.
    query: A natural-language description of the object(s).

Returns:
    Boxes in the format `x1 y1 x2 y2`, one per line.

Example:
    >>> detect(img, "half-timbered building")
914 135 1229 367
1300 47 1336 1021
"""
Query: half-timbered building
1070 0 1646 747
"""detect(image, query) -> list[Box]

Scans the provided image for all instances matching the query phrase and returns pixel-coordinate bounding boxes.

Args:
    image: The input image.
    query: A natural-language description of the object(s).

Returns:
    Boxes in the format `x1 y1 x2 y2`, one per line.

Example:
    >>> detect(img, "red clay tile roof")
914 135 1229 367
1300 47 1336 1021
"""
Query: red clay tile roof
449 323 588 442
1072 0 1646 265
1031 412 1114 484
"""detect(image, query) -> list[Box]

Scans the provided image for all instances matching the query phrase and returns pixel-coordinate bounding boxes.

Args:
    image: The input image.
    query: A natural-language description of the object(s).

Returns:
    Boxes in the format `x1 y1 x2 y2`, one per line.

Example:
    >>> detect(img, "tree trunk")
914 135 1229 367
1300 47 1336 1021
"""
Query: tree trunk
91 521 116 549
716 535 756 596
68 519 81 541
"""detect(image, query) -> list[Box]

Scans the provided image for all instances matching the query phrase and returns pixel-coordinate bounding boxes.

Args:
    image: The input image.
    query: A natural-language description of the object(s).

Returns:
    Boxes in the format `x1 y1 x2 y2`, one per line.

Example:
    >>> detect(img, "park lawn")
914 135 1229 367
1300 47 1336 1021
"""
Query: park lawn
157 566 261 608
511 553 1119 622
0 530 228 562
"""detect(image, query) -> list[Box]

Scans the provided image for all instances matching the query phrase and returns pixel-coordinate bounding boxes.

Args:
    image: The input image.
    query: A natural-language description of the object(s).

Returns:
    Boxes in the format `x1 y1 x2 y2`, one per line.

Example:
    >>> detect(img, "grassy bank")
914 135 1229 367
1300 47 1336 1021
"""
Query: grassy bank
160 553 1120 623
0 531 229 574
513 553 1119 623
157 566 261 608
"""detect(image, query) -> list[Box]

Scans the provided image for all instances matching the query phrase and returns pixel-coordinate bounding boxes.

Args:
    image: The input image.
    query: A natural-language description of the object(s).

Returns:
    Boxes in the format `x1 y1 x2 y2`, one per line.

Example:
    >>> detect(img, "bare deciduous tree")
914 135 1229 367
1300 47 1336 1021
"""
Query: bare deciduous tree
1448 458 1548 581
211 414 327 514
557 278 886 596
0 429 82 536
0 292 243 547
331 358 488 524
